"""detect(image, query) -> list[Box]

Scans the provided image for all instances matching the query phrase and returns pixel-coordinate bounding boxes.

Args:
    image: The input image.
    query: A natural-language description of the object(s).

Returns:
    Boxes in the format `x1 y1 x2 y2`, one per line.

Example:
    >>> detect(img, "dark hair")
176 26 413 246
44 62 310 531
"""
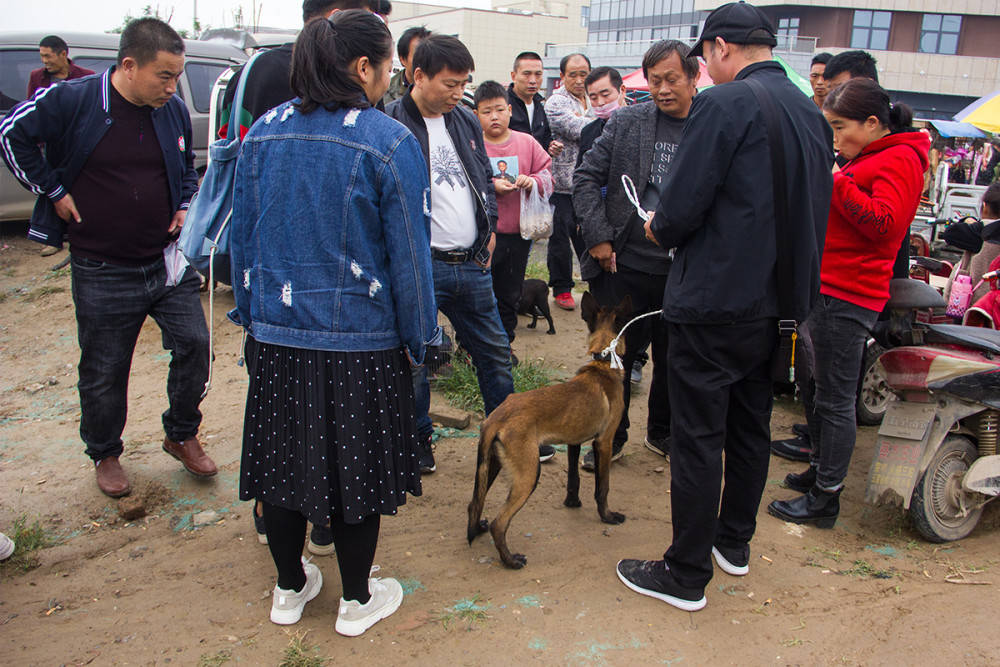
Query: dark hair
39 35 68 54
823 78 912 133
397 26 431 61
473 80 508 108
412 34 474 79
302 0 374 23
811 52 832 67
290 10 392 114
642 40 698 82
584 66 623 91
823 50 878 83
983 182 1000 218
117 18 185 66
374 0 392 15
513 51 543 71
559 52 591 75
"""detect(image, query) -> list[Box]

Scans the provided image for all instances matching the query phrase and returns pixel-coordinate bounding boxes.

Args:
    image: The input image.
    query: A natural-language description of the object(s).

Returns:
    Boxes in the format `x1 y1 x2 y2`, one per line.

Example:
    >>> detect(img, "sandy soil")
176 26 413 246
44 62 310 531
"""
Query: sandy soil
1 231 998 666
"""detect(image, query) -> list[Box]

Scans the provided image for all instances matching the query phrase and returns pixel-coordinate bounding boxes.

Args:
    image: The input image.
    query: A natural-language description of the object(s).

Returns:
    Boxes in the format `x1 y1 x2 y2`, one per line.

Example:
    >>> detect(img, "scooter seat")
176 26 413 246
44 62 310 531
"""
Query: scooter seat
885 279 946 311
924 323 1000 355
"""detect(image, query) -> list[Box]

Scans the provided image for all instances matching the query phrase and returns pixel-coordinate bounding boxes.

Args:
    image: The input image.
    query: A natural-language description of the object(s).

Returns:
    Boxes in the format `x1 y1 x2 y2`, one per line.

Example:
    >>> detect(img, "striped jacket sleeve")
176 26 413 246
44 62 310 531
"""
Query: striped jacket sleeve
0 84 69 202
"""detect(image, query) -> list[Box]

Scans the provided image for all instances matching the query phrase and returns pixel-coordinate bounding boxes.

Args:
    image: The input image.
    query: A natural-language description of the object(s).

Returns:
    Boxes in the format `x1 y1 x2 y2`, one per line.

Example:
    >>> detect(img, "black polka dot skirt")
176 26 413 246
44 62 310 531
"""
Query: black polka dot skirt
239 336 422 525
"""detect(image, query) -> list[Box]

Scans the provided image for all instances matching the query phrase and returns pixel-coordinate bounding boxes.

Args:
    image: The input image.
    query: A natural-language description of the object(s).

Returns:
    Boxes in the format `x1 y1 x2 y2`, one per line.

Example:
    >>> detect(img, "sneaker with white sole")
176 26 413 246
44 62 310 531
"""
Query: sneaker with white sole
335 567 404 637
712 545 749 576
270 557 323 625
0 532 14 561
615 558 706 612
307 524 335 556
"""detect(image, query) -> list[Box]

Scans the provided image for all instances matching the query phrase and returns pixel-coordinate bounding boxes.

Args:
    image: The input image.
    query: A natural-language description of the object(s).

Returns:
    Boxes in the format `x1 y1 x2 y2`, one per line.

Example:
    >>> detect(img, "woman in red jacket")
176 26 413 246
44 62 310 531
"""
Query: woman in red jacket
769 78 929 527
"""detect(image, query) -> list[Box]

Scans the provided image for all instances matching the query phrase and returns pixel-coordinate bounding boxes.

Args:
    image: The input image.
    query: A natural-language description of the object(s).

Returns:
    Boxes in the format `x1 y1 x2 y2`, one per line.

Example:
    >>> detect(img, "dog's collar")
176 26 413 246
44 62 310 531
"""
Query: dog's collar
592 351 613 362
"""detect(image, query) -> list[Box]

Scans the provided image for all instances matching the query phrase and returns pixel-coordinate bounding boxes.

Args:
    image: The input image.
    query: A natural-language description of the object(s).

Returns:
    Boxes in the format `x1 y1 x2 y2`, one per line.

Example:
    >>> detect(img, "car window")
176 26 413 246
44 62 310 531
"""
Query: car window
72 57 115 76
0 49 41 111
185 62 228 114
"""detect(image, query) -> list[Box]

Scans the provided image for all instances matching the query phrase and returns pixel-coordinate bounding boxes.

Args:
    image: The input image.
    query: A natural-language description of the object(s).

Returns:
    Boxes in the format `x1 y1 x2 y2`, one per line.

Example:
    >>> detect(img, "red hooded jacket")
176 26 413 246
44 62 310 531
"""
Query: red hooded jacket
821 130 930 312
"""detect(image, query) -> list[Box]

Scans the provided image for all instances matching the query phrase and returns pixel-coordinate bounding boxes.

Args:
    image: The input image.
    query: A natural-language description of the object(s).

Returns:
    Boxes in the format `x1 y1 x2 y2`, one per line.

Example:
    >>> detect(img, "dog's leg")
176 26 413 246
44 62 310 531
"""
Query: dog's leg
593 437 625 525
527 307 538 329
564 444 582 508
540 303 556 335
467 432 498 543
490 456 540 569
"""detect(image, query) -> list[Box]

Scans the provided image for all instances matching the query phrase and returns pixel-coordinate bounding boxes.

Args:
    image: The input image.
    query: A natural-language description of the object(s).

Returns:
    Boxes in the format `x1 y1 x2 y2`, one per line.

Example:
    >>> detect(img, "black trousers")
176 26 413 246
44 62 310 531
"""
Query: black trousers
587 266 670 446
491 233 532 342
546 193 586 294
663 319 777 590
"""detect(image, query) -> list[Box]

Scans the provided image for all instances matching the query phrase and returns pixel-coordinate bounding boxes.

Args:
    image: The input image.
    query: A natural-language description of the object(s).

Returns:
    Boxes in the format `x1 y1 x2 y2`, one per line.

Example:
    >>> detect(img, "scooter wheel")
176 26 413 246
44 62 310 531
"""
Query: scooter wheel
910 435 983 543
856 342 891 426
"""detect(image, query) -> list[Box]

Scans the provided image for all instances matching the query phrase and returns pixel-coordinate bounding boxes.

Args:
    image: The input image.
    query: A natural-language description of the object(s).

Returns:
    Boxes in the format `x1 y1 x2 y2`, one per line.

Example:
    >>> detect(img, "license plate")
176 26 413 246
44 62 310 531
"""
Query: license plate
877 402 936 440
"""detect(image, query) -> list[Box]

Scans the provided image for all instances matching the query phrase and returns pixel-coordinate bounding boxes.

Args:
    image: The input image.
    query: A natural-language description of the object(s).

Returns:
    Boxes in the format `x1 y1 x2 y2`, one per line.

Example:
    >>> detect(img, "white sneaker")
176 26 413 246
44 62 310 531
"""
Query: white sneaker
335 567 404 637
270 557 323 625
0 532 14 561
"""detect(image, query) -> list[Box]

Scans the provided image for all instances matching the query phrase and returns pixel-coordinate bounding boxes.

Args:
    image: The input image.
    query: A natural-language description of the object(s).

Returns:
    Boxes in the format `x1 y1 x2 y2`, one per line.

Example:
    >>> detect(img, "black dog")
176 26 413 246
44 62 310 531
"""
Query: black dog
516 279 556 335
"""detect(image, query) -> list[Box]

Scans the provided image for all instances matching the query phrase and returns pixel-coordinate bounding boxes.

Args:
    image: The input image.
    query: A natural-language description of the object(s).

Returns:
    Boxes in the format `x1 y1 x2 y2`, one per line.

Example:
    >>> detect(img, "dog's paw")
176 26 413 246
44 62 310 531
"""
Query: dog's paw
546 328 556 335
504 553 527 569
467 519 490 543
601 511 626 525
526 322 537 329
563 495 582 508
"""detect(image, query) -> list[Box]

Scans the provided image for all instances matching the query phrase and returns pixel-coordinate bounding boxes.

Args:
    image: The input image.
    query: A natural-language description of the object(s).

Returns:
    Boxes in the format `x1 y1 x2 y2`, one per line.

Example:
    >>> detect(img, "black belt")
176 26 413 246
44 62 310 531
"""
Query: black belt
431 247 474 264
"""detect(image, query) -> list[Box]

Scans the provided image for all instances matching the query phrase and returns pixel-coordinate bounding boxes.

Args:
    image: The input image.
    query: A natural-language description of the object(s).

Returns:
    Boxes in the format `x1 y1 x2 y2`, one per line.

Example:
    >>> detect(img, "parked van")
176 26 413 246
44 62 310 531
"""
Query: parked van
0 31 246 222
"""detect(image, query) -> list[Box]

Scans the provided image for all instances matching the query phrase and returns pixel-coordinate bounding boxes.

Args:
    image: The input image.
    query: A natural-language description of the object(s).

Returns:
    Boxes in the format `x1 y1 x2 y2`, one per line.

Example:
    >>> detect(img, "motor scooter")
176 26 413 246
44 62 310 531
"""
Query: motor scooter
865 278 1000 542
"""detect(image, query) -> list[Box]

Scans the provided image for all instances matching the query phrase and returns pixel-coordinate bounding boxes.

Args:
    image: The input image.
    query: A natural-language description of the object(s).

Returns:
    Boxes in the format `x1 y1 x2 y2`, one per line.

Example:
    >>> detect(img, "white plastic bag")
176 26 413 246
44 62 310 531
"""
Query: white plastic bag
519 169 554 241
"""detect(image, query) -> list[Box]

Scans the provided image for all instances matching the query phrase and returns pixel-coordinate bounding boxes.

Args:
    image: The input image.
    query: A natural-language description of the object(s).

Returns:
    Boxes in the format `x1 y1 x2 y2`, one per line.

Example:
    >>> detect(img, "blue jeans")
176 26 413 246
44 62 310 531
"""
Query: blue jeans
71 255 209 461
413 259 514 437
801 295 879 489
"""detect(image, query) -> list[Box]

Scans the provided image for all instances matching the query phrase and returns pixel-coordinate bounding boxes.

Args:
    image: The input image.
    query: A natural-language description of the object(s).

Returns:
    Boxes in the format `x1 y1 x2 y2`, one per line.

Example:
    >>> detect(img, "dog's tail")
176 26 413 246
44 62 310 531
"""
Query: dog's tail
467 420 501 544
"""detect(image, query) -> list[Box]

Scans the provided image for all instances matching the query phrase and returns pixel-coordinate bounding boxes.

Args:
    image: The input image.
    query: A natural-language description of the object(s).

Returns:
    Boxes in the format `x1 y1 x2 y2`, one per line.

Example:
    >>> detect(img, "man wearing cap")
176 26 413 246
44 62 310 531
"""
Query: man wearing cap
615 1 833 612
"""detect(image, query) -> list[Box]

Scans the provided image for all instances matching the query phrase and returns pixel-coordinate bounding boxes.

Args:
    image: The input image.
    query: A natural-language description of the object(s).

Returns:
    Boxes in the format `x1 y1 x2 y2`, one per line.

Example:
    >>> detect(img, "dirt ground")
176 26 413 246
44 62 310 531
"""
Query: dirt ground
1 231 998 666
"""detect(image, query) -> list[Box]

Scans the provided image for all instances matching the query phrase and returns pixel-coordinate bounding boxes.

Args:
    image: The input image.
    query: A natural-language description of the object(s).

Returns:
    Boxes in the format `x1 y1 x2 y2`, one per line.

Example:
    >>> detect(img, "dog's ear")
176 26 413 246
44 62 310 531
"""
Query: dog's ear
614 295 634 330
580 291 598 331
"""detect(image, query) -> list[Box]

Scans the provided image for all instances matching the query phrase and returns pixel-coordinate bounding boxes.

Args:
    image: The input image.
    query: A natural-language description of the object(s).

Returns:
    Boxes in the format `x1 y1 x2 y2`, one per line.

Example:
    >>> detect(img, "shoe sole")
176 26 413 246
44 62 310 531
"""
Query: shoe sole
769 446 811 463
712 547 749 576
257 533 269 545
539 452 555 463
98 484 132 498
643 438 668 458
162 445 218 477
335 585 404 637
270 569 324 625
0 540 14 561
307 540 335 556
581 447 625 473
766 504 837 529
615 561 706 612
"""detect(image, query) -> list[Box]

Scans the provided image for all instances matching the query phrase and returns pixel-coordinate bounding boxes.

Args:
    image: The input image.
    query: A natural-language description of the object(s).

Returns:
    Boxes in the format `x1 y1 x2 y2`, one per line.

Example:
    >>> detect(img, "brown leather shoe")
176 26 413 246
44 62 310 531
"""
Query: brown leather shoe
163 436 218 477
95 456 131 497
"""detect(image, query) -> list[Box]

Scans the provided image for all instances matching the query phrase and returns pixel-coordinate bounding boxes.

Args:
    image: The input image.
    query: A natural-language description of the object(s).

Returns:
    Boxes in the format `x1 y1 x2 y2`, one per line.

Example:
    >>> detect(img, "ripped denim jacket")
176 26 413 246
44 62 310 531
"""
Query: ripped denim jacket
228 103 440 365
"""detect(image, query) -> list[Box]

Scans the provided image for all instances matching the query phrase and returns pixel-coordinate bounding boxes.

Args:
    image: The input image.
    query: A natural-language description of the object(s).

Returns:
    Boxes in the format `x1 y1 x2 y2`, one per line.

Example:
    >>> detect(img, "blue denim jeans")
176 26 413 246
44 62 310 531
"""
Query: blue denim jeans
71 255 209 461
413 259 514 437
801 295 879 489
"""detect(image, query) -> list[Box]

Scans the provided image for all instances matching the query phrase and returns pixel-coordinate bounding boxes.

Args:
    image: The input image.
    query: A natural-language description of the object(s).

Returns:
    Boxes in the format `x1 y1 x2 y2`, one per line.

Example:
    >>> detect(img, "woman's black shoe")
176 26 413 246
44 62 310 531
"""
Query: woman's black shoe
767 486 841 528
783 466 817 494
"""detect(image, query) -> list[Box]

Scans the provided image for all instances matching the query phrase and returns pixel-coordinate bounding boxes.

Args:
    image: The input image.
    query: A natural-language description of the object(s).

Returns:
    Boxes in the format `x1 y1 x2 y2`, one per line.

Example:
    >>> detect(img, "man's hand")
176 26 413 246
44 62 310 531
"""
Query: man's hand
494 178 516 195
514 174 534 190
54 194 82 223
548 140 564 158
168 209 187 236
589 241 616 273
644 213 660 246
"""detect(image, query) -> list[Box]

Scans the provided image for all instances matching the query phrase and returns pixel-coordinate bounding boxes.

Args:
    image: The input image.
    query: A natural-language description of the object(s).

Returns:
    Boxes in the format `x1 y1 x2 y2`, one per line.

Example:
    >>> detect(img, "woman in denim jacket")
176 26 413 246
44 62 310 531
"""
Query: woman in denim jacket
229 11 439 638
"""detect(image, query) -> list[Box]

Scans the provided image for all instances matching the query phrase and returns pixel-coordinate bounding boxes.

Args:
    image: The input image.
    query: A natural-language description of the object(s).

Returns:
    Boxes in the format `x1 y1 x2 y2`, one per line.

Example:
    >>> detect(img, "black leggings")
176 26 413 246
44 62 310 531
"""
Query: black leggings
261 502 380 603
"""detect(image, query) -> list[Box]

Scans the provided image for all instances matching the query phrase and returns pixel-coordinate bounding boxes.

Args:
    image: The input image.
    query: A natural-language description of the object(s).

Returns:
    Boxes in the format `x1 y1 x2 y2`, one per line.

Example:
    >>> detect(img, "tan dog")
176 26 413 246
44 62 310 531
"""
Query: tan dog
466 292 632 569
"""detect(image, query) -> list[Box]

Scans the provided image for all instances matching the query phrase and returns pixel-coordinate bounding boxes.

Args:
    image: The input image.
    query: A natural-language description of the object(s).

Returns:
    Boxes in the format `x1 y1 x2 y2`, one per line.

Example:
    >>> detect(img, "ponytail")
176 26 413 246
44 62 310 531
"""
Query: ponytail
887 102 913 133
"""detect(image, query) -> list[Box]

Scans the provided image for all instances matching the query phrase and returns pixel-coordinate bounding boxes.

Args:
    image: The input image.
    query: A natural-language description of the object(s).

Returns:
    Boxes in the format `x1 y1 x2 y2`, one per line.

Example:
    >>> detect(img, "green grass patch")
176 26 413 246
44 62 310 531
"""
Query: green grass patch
46 266 71 280
1 516 50 574
523 259 548 281
433 352 555 413
197 649 232 667
842 559 894 579
436 594 491 630
22 285 65 302
278 633 326 667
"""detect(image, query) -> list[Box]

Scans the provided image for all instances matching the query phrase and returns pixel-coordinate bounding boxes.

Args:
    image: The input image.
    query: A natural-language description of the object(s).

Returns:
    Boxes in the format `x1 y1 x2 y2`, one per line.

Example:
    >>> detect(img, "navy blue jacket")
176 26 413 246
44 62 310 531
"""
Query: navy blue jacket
0 68 198 247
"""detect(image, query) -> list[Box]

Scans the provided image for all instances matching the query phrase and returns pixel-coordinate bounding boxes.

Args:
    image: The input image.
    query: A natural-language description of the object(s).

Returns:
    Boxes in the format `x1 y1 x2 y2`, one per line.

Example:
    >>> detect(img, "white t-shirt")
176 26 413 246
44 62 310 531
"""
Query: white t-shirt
425 115 478 250
526 100 535 127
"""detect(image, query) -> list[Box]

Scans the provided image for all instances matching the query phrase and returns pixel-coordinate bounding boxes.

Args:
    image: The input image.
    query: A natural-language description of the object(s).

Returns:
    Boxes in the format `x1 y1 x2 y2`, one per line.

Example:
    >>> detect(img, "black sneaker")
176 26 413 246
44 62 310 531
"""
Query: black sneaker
629 361 643 385
644 435 670 458
770 435 811 462
581 443 625 472
712 543 749 576
308 524 335 556
792 423 810 439
417 434 436 474
539 445 555 463
615 559 706 611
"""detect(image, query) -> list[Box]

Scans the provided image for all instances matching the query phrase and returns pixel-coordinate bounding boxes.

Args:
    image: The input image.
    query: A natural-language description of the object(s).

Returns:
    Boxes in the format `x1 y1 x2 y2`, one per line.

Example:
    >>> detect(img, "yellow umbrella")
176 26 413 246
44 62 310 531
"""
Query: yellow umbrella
954 89 1000 134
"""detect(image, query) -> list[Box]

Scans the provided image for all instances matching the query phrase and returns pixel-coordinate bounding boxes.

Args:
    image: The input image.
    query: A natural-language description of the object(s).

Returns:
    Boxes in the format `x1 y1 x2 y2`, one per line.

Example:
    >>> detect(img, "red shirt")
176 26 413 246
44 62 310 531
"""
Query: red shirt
484 130 552 235
27 62 95 98
821 131 930 312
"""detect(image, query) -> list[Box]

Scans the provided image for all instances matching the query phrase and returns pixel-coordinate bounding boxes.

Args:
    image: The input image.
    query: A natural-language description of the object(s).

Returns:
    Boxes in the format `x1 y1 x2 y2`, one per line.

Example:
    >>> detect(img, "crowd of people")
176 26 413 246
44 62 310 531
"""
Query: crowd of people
0 0 949 637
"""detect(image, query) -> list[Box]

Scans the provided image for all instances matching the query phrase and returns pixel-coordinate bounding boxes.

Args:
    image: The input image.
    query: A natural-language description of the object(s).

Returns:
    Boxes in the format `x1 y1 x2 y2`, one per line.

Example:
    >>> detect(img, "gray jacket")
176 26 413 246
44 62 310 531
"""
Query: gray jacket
545 85 593 194
572 101 662 281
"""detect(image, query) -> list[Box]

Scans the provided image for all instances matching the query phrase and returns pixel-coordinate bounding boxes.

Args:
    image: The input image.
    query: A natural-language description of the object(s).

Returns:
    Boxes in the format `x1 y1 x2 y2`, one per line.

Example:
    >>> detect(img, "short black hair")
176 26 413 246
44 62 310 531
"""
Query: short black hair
302 0 374 23
117 18 185 67
39 35 68 54
811 52 832 67
397 26 431 61
412 34 474 80
824 50 878 83
513 51 543 71
374 0 392 15
559 52 591 75
584 66 622 91
642 39 698 82
473 80 508 108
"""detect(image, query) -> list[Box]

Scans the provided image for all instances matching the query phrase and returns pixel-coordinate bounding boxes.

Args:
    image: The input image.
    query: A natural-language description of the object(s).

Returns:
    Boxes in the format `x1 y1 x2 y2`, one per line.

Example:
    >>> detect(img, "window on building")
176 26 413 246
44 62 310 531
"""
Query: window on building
920 14 961 55
850 10 891 51
777 17 799 41
581 5 589 27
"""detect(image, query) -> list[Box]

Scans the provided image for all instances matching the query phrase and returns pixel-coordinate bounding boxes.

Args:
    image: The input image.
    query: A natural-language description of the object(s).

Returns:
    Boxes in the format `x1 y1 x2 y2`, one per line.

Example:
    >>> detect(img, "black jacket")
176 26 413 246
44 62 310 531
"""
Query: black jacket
386 92 498 265
650 60 834 324
576 117 606 169
507 84 551 149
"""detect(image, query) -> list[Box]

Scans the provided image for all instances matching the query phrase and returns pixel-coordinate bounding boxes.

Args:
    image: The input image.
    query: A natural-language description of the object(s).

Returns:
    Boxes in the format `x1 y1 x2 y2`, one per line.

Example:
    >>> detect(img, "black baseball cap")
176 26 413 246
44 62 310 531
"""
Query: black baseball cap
688 1 778 59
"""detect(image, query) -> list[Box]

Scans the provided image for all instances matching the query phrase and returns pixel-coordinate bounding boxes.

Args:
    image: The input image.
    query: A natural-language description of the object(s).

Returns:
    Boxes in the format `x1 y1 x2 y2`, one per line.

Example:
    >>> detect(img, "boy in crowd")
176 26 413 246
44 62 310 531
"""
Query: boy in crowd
473 81 552 354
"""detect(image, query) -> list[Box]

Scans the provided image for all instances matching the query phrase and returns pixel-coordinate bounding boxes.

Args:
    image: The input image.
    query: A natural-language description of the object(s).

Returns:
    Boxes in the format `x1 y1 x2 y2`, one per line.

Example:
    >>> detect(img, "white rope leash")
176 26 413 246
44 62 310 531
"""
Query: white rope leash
621 174 650 222
601 309 663 370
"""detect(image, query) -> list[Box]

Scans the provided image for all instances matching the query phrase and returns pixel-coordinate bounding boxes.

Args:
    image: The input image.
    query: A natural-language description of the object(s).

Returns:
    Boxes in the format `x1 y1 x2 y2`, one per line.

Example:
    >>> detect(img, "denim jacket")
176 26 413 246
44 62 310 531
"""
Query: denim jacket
228 102 441 364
